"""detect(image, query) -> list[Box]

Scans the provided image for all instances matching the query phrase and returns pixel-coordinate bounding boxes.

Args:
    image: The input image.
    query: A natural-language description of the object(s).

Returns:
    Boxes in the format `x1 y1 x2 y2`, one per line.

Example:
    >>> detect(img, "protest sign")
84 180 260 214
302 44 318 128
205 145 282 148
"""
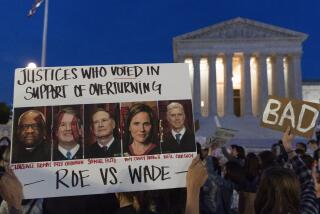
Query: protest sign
11 64 196 199
261 95 320 138
201 128 238 148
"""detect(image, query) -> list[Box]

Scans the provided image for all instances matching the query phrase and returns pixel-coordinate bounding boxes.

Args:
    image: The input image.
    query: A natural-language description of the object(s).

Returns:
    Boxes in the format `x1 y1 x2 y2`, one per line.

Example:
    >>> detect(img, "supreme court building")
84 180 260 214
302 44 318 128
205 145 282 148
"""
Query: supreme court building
173 17 309 149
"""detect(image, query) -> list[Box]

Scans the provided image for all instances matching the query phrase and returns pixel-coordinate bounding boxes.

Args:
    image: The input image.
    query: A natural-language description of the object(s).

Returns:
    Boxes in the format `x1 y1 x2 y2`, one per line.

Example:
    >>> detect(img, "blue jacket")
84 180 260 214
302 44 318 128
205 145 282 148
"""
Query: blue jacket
200 157 235 214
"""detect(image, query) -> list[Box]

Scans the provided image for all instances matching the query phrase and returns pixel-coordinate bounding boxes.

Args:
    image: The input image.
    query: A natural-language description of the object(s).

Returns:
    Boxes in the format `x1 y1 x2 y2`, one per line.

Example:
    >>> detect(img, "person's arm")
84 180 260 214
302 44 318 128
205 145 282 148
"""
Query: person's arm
290 156 318 214
312 163 320 198
185 155 208 214
221 147 240 165
0 167 23 214
206 147 234 189
205 147 215 176
282 127 318 214
221 147 233 161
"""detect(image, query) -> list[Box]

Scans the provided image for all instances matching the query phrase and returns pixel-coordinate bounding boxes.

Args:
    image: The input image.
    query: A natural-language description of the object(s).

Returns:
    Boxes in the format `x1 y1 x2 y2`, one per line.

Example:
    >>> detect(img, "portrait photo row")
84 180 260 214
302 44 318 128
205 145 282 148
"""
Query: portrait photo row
11 99 196 163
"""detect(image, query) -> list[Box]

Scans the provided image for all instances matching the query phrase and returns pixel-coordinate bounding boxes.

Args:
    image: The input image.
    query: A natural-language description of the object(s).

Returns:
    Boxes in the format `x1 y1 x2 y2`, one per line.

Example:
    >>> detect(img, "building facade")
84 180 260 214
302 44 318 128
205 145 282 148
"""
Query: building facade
303 81 320 104
173 17 308 149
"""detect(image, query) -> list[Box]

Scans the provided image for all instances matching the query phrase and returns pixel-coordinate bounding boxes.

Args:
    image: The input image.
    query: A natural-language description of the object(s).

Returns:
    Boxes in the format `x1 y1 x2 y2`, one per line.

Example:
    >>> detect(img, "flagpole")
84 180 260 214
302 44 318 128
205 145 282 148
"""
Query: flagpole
41 0 49 67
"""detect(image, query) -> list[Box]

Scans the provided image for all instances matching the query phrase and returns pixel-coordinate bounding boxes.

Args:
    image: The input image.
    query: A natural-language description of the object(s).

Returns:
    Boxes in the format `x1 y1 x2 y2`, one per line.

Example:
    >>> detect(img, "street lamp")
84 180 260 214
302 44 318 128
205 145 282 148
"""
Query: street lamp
26 62 37 68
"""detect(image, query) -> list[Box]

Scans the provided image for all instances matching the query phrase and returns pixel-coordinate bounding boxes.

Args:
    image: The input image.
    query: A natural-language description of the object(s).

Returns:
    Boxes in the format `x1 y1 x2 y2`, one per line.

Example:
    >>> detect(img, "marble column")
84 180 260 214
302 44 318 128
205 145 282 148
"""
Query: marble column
275 54 285 97
258 54 269 115
224 53 234 116
291 53 303 99
241 53 253 116
193 56 201 118
208 55 217 116
283 56 290 98
286 56 294 98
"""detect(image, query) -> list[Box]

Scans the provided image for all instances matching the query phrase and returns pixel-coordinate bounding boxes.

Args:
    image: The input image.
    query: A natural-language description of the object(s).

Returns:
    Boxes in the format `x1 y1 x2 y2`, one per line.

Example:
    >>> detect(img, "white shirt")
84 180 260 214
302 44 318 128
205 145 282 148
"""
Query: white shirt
171 127 186 140
97 137 114 149
58 144 80 159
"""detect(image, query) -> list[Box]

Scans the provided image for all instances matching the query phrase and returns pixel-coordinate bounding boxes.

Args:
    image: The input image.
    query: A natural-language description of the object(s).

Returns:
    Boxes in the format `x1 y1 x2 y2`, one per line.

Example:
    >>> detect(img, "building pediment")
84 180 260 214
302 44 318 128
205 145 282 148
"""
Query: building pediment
174 17 307 41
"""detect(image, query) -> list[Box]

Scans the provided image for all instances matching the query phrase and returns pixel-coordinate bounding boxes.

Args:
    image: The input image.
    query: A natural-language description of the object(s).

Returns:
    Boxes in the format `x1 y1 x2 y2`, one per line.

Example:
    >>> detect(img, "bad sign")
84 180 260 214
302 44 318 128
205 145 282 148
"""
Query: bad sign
261 96 320 138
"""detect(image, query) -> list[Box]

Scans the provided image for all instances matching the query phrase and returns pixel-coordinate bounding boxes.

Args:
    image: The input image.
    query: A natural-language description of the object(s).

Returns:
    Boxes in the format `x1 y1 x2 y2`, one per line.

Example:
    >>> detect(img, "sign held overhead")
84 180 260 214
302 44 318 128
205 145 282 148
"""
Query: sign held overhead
261 96 320 138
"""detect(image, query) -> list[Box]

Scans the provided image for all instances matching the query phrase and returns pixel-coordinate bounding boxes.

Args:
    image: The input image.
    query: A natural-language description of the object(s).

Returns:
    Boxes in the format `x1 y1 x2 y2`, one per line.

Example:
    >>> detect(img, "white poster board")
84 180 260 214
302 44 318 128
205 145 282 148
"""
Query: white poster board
11 64 196 199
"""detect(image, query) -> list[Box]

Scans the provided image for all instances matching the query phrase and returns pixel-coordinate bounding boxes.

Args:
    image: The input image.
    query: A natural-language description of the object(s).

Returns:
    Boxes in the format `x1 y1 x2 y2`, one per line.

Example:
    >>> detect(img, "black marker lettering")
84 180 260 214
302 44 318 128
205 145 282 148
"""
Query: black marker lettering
71 68 78 79
56 169 69 189
79 170 90 187
99 168 109 185
71 170 79 187
143 166 151 182
128 165 142 184
161 166 171 180
110 167 118 185
17 69 27 85
74 85 86 97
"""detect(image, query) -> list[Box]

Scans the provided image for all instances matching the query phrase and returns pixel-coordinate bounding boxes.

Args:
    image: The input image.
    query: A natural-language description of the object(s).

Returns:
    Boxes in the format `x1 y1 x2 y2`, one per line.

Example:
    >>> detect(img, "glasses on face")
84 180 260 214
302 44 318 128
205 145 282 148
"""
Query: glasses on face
19 124 41 131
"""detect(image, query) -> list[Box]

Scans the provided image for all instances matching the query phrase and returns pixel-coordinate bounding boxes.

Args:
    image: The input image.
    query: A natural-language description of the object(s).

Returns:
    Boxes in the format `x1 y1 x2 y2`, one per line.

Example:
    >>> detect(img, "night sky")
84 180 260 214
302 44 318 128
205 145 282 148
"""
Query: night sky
1 0 319 104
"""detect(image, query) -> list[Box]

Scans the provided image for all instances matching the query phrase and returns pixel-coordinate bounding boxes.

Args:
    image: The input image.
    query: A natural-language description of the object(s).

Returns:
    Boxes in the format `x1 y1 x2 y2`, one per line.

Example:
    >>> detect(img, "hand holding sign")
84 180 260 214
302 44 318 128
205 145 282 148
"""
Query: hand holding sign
186 155 207 191
186 155 208 214
281 127 295 152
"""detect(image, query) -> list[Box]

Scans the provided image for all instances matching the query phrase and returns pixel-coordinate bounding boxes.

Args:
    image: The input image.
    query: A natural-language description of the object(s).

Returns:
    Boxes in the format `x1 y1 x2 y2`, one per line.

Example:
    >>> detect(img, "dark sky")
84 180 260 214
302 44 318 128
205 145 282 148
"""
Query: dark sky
1 0 319 104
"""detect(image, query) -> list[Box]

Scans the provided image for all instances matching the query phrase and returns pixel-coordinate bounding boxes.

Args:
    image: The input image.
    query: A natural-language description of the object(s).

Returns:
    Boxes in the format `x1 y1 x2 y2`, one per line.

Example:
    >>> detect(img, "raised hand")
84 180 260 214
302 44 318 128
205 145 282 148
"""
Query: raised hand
282 127 295 152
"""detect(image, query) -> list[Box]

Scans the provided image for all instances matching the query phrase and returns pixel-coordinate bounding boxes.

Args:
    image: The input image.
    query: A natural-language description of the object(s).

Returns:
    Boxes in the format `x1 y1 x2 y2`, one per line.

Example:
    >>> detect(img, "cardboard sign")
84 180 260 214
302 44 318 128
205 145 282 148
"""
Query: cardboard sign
11 64 196 199
261 95 320 138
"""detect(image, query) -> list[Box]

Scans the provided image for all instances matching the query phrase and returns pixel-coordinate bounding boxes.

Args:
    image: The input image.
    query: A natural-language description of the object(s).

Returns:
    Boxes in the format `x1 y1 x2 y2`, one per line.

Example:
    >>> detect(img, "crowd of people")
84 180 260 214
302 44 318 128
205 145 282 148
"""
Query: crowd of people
0 127 319 213
1 99 320 214
200 127 320 214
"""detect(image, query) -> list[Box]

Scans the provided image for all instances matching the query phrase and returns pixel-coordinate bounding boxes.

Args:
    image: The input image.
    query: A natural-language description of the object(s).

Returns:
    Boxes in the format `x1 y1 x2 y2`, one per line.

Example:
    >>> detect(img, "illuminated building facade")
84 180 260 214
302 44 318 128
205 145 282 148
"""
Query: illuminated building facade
173 17 308 148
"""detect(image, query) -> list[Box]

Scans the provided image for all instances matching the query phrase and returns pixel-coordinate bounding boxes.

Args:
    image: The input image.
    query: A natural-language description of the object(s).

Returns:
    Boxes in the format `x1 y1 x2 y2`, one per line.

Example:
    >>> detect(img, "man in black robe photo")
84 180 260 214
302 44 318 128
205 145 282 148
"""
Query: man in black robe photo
12 110 50 163
162 102 196 153
85 108 121 158
52 107 83 160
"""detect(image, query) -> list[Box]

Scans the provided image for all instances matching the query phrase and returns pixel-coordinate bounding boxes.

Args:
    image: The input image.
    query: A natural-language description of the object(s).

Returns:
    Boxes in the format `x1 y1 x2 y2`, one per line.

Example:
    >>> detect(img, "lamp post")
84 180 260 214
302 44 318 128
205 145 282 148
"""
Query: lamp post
41 0 49 67
26 62 37 68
